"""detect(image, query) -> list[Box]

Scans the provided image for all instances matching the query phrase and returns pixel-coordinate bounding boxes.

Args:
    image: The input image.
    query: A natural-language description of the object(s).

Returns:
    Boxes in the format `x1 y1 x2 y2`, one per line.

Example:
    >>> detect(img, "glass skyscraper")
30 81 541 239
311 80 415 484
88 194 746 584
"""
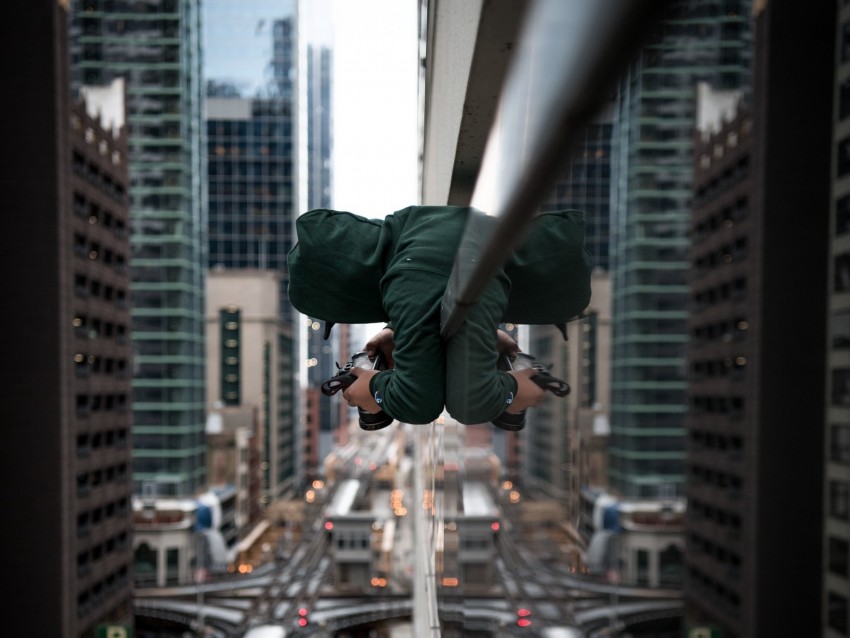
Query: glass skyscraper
68 0 208 497
203 0 300 496
541 107 613 272
305 39 337 460
204 0 297 319
525 108 613 500
608 0 752 498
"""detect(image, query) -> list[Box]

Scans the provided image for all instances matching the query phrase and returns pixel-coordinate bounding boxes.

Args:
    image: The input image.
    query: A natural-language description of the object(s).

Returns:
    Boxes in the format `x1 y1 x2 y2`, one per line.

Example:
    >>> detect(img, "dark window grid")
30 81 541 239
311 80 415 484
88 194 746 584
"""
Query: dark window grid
833 425 850 465
831 480 850 521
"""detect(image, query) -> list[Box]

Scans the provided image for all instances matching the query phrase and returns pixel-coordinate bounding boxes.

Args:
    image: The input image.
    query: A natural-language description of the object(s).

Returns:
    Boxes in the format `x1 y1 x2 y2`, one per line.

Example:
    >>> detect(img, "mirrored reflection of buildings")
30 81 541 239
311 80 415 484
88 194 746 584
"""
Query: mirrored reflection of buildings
14 1 849 637
583 0 756 592
203 0 299 500
527 104 614 545
4 4 134 634
68 0 208 499
682 3 834 637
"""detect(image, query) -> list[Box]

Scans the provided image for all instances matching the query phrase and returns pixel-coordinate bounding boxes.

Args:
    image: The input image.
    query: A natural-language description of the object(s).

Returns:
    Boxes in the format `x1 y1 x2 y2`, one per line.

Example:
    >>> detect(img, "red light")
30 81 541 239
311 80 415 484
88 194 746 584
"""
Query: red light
517 608 531 617
491 522 500 532
298 618 308 627
324 521 334 531
298 607 308 616
517 618 532 628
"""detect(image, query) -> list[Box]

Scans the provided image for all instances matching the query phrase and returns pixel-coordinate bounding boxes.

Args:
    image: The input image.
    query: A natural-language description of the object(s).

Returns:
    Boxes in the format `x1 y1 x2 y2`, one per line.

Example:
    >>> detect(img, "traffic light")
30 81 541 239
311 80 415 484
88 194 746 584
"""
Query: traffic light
297 607 309 628
517 607 532 628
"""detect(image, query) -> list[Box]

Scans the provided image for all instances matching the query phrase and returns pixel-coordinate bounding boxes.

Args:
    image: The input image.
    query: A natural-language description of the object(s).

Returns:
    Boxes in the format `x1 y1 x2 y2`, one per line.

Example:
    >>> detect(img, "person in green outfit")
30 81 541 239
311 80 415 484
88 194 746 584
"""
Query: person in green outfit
287 205 592 431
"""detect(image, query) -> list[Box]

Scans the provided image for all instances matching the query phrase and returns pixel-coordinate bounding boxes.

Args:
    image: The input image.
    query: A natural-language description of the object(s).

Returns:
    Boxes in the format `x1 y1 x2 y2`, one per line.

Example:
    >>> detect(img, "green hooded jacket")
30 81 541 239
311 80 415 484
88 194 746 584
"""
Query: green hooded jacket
288 206 592 424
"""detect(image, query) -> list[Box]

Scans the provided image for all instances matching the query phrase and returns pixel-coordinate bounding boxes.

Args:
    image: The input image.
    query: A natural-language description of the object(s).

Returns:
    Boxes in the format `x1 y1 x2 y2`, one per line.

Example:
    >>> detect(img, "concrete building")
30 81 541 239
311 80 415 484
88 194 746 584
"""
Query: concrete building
684 3 835 635
206 269 296 503
203 0 302 491
1 4 133 634
608 0 753 502
829 4 850 636
132 488 234 587
206 405 263 536
68 0 208 498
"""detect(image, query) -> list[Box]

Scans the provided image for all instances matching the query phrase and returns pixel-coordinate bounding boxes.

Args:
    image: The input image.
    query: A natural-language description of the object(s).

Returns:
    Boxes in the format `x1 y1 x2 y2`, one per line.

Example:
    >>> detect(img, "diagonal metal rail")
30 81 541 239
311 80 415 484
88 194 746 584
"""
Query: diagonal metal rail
440 0 673 338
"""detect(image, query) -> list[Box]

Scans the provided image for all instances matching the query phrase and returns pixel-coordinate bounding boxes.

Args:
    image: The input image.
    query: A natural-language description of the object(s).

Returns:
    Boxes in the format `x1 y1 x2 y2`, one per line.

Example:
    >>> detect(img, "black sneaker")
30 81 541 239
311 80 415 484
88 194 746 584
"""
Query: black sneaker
321 351 394 431
491 352 570 431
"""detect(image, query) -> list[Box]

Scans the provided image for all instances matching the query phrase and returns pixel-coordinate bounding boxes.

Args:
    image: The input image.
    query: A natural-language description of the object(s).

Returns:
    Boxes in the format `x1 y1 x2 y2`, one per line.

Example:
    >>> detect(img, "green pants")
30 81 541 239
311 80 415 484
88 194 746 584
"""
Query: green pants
287 206 592 425
375 267 515 424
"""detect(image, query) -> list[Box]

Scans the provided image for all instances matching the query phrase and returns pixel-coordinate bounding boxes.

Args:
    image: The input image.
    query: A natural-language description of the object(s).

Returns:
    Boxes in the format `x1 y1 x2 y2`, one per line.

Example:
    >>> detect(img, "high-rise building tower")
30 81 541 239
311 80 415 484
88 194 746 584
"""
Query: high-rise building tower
204 0 297 314
525 105 614 506
540 106 613 271
206 270 295 505
304 35 339 463
68 0 208 498
203 0 299 495
829 5 850 636
685 3 834 635
608 0 752 500
2 4 133 634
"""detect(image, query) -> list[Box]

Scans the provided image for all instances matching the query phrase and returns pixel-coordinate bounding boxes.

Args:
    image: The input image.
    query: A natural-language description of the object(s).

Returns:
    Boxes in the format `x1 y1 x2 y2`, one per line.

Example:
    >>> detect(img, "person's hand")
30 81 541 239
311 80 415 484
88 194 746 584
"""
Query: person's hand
505 368 545 414
342 368 382 413
365 327 395 368
497 329 520 357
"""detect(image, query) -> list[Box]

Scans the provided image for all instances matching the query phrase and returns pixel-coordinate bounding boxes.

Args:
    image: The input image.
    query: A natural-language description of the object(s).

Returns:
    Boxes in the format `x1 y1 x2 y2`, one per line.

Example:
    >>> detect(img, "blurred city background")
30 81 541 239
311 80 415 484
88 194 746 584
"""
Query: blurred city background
1 1 845 637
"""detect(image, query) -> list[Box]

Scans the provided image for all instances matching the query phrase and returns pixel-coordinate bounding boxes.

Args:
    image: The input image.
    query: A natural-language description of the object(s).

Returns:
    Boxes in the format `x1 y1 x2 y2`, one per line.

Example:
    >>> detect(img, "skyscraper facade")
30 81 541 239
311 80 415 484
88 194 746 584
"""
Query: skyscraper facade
540 106 613 272
68 0 208 498
2 4 133 634
204 0 297 302
827 3 850 636
685 3 834 635
304 37 338 461
204 0 299 495
608 0 753 499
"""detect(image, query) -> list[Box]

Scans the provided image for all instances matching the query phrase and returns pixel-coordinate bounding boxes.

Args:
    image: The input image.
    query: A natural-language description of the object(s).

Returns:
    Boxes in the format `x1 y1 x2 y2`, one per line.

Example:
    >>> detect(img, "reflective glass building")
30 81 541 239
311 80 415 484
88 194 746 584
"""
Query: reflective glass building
68 0 208 497
205 0 297 313
608 0 753 498
203 0 300 496
526 108 613 500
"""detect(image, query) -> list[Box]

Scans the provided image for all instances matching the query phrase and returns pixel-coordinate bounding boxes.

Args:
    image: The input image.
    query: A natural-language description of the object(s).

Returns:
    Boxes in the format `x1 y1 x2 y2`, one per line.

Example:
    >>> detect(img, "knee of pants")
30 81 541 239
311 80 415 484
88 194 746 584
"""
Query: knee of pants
444 385 503 425
387 392 445 425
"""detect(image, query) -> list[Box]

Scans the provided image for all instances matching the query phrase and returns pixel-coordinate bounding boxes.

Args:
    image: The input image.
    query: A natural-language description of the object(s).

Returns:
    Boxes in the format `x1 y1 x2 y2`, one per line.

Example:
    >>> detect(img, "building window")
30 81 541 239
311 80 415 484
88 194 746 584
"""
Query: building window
166 548 180 584
833 425 850 465
830 480 850 521
829 591 849 635
835 311 850 349
833 370 850 407
220 307 241 406
842 78 850 122
843 20 850 63
837 253 850 292
581 312 598 408
838 195 850 236
636 549 650 586
830 536 850 578
839 137 850 177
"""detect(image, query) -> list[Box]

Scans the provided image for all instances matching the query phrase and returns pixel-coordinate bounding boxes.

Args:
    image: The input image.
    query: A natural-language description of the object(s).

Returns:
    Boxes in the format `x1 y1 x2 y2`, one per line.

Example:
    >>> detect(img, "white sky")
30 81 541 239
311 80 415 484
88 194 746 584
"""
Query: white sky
326 0 420 218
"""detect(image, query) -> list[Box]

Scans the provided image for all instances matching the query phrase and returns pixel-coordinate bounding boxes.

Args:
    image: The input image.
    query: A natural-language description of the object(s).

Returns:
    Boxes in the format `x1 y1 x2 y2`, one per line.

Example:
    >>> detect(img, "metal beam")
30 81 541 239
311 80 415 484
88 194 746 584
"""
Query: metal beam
440 0 672 337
